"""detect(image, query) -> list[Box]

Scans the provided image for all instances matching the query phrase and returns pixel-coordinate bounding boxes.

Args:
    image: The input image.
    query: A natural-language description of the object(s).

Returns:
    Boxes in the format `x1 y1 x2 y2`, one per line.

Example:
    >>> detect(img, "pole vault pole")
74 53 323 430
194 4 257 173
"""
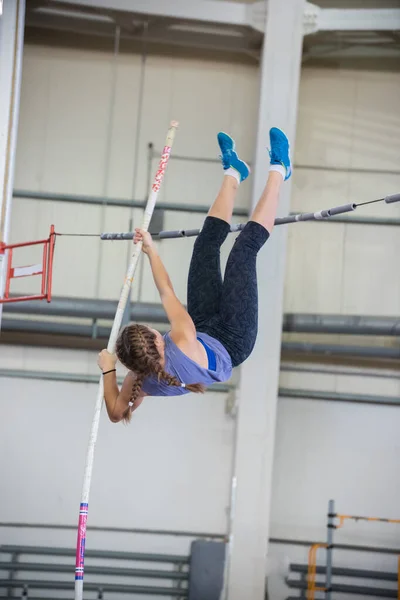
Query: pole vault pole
74 121 179 600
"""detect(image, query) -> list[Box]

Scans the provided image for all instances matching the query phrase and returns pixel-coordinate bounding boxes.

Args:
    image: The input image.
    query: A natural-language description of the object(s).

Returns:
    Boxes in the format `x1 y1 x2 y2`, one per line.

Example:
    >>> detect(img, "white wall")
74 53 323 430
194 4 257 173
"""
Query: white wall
0 344 234 599
1 40 400 600
275 366 400 539
8 44 400 317
268 366 400 600
1 350 399 599
9 44 257 304
287 68 400 317
0 346 234 545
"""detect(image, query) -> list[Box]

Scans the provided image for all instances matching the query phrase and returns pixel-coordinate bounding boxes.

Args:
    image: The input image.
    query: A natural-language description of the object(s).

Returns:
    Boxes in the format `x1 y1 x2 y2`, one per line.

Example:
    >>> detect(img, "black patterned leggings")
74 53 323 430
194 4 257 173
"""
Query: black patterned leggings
187 216 269 367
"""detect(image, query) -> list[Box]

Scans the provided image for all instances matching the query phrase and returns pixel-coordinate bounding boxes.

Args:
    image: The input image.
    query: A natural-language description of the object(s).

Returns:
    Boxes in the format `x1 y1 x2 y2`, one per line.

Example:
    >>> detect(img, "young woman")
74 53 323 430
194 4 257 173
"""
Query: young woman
98 127 291 423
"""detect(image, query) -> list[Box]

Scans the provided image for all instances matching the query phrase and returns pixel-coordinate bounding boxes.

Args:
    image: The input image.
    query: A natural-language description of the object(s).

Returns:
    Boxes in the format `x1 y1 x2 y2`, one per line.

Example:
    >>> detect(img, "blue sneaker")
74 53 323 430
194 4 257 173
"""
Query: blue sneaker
217 131 250 183
269 127 291 181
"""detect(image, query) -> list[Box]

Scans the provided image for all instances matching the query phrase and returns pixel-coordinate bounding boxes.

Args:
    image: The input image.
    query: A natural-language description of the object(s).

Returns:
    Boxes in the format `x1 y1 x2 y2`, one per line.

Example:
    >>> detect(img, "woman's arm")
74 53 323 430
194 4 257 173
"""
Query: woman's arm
98 351 146 423
104 371 145 423
135 229 197 344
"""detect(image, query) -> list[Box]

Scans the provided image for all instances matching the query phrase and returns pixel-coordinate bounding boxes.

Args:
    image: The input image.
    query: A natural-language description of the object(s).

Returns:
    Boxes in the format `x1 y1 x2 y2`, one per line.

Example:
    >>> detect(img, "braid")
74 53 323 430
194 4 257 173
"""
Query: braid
121 373 145 424
155 364 205 395
116 324 206 422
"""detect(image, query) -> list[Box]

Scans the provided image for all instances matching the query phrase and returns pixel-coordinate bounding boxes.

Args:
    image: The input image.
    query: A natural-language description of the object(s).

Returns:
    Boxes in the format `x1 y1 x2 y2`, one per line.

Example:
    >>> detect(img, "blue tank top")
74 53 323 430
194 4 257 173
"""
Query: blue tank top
141 332 232 396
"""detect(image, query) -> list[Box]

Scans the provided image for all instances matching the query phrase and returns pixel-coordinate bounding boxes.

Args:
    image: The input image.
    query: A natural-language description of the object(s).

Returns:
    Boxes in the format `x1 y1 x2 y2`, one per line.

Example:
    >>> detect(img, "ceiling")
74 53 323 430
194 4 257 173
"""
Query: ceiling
24 1 400 68
314 0 400 7
220 0 400 5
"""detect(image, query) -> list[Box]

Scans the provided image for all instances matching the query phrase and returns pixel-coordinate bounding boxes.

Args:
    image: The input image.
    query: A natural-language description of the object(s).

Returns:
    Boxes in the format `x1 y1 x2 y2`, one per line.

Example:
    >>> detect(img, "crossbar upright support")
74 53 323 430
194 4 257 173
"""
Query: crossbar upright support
326 499 335 600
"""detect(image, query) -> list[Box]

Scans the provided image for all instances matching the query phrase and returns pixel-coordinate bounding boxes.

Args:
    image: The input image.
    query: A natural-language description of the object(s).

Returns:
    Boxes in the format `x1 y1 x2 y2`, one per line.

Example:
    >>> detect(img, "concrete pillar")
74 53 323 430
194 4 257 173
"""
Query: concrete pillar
0 0 25 326
226 1 305 599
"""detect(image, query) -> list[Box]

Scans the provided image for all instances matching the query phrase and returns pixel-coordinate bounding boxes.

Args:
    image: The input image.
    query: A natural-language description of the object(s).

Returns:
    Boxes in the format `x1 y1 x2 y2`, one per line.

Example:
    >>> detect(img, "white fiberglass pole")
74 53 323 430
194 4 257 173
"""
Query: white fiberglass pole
74 121 179 599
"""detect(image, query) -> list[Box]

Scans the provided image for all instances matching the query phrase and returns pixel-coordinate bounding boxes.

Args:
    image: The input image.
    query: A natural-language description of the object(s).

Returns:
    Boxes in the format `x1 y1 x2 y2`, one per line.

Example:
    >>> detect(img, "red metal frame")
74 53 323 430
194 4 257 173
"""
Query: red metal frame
0 225 55 304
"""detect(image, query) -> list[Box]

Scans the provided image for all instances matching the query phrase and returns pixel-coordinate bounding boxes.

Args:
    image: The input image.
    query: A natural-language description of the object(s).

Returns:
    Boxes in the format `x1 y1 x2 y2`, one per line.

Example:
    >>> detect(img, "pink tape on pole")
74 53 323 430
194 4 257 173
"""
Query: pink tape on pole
75 503 88 580
152 146 172 193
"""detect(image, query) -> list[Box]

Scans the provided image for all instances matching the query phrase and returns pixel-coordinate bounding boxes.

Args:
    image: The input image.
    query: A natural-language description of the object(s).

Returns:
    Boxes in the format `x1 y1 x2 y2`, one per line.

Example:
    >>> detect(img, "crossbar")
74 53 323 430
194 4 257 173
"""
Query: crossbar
99 193 400 241
100 203 357 241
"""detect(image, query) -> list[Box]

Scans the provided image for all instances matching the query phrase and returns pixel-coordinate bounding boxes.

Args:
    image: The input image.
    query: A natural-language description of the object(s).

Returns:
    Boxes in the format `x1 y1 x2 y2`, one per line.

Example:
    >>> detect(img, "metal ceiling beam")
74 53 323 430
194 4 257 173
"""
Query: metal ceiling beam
318 8 400 31
49 0 248 27
25 12 260 58
47 0 400 34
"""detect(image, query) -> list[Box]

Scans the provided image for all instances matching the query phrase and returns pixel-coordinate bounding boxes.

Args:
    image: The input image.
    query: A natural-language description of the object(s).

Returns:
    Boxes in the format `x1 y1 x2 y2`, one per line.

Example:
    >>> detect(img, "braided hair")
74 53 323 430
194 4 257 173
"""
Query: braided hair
116 324 205 423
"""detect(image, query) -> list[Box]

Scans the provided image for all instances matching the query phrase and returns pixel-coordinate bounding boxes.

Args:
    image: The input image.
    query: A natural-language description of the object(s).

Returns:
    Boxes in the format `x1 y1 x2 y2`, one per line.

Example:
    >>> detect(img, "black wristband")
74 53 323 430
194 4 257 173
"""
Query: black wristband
103 369 116 376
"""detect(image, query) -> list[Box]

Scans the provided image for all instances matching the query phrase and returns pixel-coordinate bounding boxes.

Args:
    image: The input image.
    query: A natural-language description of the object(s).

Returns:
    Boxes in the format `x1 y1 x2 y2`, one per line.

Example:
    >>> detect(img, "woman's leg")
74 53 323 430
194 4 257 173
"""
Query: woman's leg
187 215 230 329
207 132 249 223
214 128 291 366
187 133 250 328
250 171 284 233
207 175 239 223
251 127 292 232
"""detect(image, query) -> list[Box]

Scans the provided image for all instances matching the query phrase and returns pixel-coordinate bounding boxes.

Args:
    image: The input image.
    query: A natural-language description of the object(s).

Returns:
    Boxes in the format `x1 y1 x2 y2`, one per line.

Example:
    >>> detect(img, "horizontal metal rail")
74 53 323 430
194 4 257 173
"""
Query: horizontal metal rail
287 578 397 598
279 388 400 406
333 513 400 526
0 561 188 580
0 579 187 595
280 364 400 380
0 368 233 394
0 545 188 563
5 296 400 336
1 317 167 339
0 523 226 539
271 537 400 555
13 189 247 217
5 319 400 357
3 296 167 322
1 534 398 555
291 563 398 581
15 190 400 226
1 371 398 405
99 194 400 240
283 314 400 336
282 342 400 361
